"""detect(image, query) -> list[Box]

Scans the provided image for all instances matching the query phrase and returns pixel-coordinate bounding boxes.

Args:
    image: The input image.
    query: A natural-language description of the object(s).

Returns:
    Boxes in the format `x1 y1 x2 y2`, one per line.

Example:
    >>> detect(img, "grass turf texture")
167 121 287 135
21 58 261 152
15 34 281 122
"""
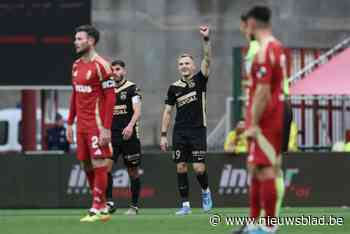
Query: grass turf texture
0 208 349 234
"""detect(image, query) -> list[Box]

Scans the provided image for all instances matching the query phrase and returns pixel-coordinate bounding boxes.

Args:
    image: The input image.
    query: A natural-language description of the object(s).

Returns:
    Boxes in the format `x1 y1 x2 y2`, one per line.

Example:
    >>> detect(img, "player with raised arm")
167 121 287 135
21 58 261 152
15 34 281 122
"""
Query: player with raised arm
160 25 213 215
66 25 116 222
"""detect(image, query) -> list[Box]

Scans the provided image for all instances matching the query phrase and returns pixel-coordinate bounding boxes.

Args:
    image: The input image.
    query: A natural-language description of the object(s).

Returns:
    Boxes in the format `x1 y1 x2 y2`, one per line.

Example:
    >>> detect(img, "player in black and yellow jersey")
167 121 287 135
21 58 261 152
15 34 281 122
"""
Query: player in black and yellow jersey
160 25 213 215
106 59 142 215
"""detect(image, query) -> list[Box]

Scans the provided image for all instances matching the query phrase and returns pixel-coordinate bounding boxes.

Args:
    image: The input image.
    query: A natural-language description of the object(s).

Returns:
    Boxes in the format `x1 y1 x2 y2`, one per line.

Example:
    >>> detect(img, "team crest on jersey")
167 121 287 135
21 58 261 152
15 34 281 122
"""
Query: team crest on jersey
86 70 92 80
188 80 195 88
120 91 127 100
256 66 267 79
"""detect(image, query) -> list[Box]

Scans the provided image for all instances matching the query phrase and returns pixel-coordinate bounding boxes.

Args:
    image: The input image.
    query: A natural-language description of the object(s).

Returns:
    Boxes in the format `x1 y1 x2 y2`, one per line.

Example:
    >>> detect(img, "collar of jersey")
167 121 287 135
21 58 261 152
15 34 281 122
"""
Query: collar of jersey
116 79 127 88
181 77 193 85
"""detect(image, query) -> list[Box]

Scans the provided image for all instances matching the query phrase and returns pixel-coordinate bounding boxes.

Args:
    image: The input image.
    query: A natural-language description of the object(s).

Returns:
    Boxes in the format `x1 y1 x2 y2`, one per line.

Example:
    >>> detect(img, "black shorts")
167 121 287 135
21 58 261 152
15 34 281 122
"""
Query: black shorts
282 100 293 153
172 128 207 163
111 132 141 168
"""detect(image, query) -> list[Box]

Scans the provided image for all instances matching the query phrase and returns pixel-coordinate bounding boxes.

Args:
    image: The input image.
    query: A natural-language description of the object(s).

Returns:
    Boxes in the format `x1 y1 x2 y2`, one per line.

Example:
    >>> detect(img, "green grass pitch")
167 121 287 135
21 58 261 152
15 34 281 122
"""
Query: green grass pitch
0 208 349 234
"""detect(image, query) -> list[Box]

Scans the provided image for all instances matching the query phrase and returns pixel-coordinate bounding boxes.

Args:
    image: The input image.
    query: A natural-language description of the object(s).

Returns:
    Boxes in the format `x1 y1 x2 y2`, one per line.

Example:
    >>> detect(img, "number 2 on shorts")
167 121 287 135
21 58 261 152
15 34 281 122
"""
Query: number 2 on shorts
91 136 99 149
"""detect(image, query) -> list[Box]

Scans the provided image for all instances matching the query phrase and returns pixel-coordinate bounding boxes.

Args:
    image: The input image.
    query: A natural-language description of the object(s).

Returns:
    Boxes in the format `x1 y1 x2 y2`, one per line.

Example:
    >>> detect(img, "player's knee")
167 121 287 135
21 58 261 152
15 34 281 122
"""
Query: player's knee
106 159 114 172
128 167 139 179
81 160 93 171
259 166 277 180
176 163 188 173
193 163 206 174
247 163 256 176
91 158 109 168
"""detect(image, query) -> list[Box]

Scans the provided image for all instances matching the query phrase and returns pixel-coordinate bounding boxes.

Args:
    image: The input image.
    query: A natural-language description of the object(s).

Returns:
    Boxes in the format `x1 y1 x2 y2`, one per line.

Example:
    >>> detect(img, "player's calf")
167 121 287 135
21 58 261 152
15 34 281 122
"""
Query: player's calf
193 162 213 212
256 166 278 231
91 159 109 211
128 166 141 210
175 165 191 215
105 159 116 214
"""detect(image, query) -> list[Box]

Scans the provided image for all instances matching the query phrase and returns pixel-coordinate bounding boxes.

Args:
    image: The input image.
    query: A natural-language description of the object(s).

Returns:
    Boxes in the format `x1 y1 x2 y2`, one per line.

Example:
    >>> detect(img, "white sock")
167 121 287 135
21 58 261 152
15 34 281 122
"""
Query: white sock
89 208 99 214
100 207 109 213
182 201 190 207
107 201 114 206
202 188 210 193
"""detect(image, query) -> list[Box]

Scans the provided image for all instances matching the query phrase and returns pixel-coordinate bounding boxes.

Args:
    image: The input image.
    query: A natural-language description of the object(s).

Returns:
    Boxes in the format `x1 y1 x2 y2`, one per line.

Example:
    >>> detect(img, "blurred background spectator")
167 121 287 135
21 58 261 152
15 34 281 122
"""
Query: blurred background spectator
288 121 299 152
224 120 248 154
46 113 70 152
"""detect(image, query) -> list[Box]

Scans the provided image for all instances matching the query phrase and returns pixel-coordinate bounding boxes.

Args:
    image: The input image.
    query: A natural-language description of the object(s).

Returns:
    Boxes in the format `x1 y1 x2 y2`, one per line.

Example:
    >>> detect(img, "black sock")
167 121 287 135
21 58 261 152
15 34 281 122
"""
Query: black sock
106 172 113 200
130 177 141 207
177 172 189 203
196 171 209 191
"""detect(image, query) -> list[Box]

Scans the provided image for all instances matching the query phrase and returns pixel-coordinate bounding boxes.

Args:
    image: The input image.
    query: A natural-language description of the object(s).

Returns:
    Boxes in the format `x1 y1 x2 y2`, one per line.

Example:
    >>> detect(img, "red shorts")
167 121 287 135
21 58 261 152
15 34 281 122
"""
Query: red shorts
76 132 112 161
247 128 282 167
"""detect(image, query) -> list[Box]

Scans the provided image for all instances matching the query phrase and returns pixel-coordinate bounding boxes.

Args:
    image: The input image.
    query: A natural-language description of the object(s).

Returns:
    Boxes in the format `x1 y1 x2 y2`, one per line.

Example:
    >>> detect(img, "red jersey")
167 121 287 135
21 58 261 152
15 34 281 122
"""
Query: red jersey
246 39 286 130
67 54 116 133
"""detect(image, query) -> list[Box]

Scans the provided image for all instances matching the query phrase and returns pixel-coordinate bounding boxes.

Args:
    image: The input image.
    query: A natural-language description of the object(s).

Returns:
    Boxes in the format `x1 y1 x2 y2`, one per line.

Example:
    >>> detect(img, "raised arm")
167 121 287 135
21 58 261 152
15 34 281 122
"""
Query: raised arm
200 25 211 78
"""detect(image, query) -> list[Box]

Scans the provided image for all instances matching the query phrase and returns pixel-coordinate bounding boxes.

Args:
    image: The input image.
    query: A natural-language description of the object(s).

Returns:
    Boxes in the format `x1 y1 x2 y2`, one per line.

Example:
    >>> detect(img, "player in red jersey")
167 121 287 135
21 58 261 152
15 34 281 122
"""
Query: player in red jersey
66 25 116 222
243 6 287 234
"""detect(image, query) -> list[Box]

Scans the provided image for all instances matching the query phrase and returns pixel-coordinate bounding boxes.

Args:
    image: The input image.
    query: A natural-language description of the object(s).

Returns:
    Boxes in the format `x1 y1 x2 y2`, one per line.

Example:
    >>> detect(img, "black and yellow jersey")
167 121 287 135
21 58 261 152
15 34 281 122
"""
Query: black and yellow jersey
111 80 141 133
165 71 208 130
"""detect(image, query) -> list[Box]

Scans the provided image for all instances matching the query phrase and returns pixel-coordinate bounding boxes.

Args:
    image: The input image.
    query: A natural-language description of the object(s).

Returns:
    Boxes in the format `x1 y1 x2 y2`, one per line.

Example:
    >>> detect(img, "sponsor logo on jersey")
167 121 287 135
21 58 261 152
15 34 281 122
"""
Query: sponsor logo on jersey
177 91 197 107
218 164 299 195
75 85 92 93
113 105 128 115
93 149 102 156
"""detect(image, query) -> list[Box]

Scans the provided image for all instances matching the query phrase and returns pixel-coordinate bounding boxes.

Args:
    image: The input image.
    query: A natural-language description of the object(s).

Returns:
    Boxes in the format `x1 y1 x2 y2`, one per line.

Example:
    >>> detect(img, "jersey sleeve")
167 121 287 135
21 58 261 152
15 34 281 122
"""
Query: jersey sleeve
255 48 273 85
67 88 76 125
130 85 142 99
130 85 142 104
196 70 208 88
96 62 116 90
96 60 116 129
165 86 176 106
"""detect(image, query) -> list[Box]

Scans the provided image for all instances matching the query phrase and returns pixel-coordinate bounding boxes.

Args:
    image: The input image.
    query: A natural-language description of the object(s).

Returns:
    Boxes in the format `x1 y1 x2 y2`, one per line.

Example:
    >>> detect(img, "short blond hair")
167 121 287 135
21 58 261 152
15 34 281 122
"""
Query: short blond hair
177 53 194 63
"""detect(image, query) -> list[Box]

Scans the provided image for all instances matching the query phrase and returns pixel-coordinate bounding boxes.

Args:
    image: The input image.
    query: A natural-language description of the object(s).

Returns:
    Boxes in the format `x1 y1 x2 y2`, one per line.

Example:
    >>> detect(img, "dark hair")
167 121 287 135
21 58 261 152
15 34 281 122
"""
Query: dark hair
75 25 100 44
55 113 63 121
240 13 248 22
246 6 271 24
111 59 126 68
